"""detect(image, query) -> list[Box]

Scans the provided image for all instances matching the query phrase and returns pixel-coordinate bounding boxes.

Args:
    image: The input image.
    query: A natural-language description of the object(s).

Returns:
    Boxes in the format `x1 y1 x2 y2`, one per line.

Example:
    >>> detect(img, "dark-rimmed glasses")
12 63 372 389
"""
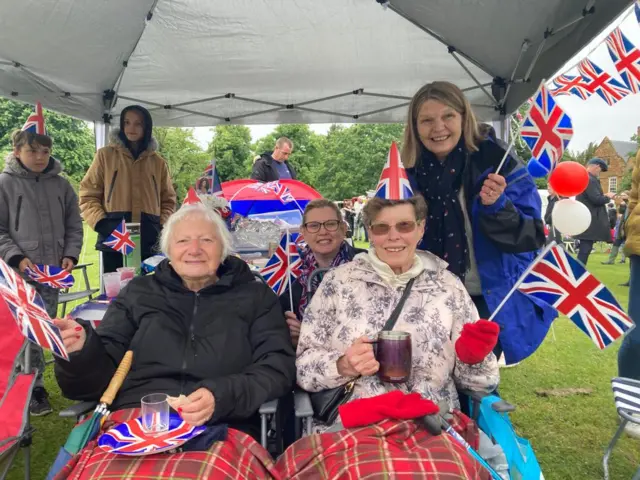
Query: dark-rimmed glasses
303 220 341 233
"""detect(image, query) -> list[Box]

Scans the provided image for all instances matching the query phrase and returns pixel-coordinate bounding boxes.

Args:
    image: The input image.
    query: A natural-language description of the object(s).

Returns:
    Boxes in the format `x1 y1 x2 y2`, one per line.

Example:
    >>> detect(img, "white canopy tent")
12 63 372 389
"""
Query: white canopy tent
0 0 633 141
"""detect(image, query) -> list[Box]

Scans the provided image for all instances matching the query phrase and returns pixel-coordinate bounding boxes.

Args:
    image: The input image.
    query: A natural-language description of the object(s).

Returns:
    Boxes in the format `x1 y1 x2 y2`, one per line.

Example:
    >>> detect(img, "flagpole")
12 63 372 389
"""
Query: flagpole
286 229 294 311
494 137 516 176
488 242 556 321
494 91 536 176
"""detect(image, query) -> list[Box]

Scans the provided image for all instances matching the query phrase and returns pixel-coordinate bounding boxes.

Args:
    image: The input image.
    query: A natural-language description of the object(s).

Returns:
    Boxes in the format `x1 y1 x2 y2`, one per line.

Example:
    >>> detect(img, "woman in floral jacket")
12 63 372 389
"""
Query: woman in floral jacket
296 195 499 433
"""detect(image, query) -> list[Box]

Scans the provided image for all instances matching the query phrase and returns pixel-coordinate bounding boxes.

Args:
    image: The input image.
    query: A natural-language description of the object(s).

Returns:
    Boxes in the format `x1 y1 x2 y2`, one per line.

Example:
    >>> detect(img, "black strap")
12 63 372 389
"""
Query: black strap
381 278 416 331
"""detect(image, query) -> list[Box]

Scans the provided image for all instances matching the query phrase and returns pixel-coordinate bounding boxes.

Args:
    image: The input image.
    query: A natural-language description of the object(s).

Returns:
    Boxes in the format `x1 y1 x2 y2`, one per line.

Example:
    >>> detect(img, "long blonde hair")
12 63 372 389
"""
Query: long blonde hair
401 81 482 168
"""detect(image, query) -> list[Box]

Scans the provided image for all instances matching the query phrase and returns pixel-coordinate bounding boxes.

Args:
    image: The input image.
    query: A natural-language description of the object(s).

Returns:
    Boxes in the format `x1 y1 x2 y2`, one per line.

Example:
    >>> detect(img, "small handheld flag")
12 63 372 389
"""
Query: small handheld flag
260 232 302 296
103 220 135 256
25 264 75 289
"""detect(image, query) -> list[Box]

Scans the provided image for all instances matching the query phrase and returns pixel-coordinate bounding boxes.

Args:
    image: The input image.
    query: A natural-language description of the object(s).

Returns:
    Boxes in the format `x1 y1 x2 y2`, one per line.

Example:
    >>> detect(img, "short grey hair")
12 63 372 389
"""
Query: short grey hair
159 204 233 261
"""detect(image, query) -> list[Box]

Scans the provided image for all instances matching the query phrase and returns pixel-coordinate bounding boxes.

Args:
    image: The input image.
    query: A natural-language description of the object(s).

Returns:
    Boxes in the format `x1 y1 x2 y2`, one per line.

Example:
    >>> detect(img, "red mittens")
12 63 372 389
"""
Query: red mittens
339 390 439 428
454 319 500 365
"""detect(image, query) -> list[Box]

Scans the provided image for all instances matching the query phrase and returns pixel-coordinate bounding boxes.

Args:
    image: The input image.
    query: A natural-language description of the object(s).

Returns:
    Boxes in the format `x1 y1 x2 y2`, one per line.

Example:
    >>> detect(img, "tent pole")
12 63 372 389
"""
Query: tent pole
449 50 498 107
500 40 530 109
357 102 410 119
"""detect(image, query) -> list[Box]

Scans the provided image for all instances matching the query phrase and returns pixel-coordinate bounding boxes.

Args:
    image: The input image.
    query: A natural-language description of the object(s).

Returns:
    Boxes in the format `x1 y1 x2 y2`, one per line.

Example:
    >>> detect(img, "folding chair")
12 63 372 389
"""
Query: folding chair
0 300 36 480
604 377 640 480
58 263 99 317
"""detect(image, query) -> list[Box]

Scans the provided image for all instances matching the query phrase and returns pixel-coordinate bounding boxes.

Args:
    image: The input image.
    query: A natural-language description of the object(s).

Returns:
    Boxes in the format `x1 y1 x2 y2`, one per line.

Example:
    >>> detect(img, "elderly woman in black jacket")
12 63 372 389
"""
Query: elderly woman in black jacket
54 204 295 439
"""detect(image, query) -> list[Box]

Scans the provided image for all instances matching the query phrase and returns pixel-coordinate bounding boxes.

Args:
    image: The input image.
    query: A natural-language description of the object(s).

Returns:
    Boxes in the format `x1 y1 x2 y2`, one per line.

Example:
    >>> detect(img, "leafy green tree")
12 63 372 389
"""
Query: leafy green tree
0 98 95 187
154 127 209 202
313 124 404 200
207 125 252 181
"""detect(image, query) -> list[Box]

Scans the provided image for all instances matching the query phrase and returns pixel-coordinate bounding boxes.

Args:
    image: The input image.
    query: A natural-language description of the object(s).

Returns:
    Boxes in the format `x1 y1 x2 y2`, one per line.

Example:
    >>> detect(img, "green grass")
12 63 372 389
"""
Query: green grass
6 242 640 479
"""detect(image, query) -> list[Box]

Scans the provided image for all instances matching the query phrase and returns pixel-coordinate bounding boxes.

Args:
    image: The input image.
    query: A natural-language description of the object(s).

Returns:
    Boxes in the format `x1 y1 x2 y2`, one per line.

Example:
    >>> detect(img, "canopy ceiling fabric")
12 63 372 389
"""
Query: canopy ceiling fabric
0 0 632 126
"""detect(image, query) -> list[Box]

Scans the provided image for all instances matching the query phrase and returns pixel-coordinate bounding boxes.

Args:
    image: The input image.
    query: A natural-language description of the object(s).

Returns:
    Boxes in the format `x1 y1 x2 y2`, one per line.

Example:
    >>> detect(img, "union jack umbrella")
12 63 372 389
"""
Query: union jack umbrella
374 142 413 200
182 187 203 206
21 101 47 135
606 27 640 94
25 264 75 289
260 231 302 296
578 58 630 105
520 83 573 171
103 219 136 256
248 181 294 204
518 244 634 349
0 258 69 360
548 74 591 100
99 415 205 455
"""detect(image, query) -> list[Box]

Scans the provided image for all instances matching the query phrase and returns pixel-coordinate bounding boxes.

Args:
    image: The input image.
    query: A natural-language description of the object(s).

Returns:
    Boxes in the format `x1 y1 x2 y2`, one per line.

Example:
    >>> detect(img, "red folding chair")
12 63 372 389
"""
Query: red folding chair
0 298 37 479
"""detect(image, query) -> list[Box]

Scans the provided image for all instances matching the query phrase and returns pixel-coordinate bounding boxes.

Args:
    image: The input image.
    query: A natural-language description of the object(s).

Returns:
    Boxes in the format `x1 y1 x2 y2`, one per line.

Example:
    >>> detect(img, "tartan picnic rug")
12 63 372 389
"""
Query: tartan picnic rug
274 410 489 480
53 408 277 480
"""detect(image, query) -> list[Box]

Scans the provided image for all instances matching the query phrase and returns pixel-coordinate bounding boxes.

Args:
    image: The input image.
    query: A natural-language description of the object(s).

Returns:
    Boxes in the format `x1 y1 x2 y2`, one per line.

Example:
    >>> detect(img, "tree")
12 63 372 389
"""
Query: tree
313 124 405 200
563 142 599 166
154 127 209 202
0 98 95 188
207 125 253 181
252 124 324 186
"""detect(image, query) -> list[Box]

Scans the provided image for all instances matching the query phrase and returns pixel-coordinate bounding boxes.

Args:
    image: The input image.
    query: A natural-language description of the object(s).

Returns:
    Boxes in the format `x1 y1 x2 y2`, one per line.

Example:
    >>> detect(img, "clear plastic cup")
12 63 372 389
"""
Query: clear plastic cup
103 272 121 298
141 393 169 434
117 267 136 281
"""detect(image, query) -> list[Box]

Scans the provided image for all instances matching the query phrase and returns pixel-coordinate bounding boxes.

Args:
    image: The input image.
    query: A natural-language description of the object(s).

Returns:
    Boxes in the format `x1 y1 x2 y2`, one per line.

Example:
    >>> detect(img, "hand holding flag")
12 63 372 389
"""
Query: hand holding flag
25 264 75 289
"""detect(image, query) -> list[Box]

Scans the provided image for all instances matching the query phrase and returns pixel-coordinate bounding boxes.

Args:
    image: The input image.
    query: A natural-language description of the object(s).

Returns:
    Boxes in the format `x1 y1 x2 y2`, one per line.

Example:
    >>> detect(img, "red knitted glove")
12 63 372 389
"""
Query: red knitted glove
339 391 439 428
455 319 500 365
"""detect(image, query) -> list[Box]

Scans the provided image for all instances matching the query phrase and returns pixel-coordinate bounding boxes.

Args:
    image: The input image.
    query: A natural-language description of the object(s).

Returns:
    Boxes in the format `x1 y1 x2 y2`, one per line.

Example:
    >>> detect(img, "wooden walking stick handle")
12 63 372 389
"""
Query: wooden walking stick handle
100 351 133 406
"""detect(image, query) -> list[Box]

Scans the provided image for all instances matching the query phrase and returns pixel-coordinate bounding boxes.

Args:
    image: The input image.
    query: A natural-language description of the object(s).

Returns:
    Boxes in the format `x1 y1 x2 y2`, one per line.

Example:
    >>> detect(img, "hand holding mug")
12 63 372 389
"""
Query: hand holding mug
337 335 379 377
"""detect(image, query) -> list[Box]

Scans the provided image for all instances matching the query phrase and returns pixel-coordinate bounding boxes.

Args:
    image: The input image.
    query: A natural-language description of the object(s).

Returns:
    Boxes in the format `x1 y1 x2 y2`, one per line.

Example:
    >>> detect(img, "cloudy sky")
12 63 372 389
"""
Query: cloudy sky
194 3 640 153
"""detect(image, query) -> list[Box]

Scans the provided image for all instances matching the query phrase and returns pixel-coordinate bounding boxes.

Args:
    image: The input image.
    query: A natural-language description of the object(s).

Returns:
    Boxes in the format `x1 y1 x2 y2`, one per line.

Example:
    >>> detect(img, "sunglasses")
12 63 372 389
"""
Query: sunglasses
369 221 417 236
303 220 341 233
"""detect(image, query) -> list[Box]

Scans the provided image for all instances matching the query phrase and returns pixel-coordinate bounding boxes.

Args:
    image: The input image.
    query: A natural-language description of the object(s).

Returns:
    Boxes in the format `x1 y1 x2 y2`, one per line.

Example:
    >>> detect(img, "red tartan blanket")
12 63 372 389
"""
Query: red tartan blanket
274 411 490 480
54 408 277 480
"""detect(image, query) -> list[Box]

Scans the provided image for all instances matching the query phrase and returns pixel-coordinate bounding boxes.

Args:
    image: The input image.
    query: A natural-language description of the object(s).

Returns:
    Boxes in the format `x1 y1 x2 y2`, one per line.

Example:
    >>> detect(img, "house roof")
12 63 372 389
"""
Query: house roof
609 140 637 163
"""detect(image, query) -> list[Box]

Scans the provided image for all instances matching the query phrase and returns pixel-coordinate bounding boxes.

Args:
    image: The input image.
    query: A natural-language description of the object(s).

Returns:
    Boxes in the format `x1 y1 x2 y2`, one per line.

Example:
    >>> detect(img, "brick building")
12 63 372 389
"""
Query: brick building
593 136 636 194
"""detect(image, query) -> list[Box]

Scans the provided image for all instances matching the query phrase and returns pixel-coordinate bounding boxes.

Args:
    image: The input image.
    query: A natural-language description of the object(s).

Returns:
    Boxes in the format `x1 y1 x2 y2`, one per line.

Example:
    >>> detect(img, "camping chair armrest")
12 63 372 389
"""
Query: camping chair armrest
293 389 314 418
259 398 279 415
59 400 98 419
459 389 516 414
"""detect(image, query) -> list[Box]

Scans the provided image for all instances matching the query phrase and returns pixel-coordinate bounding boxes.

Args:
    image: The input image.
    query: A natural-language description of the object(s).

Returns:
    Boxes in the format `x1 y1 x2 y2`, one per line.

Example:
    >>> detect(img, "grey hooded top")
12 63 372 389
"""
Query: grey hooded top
0 154 83 268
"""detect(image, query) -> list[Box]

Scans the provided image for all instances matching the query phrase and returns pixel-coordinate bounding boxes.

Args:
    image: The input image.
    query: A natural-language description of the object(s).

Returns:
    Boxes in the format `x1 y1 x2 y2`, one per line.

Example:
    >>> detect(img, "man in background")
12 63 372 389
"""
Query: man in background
251 137 297 182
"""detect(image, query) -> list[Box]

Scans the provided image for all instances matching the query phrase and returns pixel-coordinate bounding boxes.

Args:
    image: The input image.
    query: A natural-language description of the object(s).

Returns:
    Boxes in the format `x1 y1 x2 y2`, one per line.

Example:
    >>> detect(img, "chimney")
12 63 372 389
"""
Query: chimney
637 126 640 137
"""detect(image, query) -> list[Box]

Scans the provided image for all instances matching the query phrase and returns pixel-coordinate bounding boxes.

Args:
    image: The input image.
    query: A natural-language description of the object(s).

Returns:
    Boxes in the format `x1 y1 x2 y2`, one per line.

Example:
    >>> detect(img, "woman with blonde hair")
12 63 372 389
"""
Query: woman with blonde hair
402 81 556 365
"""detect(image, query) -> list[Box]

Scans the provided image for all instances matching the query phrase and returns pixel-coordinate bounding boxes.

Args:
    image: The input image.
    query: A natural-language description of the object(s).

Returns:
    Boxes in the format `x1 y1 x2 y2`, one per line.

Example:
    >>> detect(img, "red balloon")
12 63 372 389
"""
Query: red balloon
548 161 589 197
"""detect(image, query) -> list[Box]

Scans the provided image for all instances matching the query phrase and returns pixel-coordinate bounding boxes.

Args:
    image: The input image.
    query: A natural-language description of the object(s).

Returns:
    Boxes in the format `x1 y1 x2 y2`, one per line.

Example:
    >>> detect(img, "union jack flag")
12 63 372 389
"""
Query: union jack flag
21 101 47 135
203 160 224 197
260 232 302 295
517 244 634 349
0 259 69 360
635 0 640 24
606 28 640 94
248 181 294 204
578 58 630 105
548 74 591 100
520 84 573 171
182 187 203 206
25 264 75 289
100 417 204 455
375 142 413 200
103 219 135 256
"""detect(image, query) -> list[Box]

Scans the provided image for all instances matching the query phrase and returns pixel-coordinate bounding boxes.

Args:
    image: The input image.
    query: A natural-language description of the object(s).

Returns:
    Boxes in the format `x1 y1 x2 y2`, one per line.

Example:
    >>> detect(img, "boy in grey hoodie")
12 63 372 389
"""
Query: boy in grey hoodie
0 129 83 415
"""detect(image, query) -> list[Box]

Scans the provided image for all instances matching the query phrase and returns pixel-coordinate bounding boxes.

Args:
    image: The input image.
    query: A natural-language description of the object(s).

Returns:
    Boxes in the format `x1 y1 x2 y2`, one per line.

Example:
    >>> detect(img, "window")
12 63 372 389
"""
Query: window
609 176 618 194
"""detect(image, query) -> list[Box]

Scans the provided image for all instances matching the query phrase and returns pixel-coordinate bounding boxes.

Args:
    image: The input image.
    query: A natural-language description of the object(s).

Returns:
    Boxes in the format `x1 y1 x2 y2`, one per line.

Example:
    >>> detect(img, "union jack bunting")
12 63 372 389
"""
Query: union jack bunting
375 142 413 200
103 219 135 256
25 264 75 289
0 259 69 360
100 417 204 455
520 83 573 171
606 27 640 94
578 58 630 105
548 74 591 100
517 244 634 349
21 101 47 135
260 232 302 295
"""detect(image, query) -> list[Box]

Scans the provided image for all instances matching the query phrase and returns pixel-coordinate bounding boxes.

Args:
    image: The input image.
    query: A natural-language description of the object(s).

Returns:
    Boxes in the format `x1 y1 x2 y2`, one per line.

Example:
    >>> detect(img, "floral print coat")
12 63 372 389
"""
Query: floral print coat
296 251 499 431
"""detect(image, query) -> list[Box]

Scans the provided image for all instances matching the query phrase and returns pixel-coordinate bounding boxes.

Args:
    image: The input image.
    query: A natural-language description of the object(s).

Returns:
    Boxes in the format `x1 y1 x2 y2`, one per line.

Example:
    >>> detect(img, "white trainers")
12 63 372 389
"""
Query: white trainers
498 354 520 368
624 419 640 439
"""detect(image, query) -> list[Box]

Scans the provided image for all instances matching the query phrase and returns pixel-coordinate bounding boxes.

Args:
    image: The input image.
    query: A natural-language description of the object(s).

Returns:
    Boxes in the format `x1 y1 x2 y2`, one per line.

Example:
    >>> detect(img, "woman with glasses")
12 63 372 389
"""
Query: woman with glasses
296 196 499 434
402 81 555 365
280 199 365 347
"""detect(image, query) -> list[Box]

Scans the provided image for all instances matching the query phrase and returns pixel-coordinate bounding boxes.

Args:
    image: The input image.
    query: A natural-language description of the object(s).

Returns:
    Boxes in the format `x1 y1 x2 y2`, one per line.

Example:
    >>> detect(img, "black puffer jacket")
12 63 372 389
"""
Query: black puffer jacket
575 173 612 242
55 257 295 438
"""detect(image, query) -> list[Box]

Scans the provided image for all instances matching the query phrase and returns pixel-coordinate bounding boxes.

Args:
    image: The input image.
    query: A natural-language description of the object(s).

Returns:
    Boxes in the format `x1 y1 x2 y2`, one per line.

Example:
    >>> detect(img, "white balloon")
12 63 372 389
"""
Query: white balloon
551 199 591 236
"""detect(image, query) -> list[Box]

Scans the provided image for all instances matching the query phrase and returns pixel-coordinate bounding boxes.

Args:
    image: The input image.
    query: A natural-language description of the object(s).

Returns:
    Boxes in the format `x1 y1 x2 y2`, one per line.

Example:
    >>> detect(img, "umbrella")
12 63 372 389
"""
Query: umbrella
47 351 133 480
221 179 322 217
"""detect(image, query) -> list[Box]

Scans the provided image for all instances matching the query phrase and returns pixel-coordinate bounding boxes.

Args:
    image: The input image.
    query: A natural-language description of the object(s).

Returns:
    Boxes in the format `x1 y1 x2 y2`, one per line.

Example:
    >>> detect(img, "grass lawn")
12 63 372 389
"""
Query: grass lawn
5 239 640 479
